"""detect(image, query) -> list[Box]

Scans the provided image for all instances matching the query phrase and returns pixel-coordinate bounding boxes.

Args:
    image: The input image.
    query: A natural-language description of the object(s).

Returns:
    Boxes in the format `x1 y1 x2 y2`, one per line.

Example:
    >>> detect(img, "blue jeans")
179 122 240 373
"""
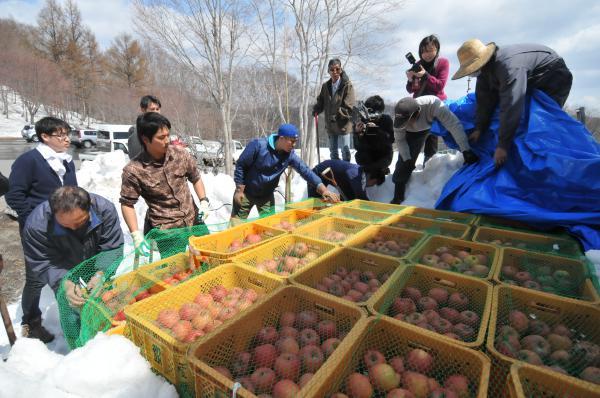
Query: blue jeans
328 134 351 161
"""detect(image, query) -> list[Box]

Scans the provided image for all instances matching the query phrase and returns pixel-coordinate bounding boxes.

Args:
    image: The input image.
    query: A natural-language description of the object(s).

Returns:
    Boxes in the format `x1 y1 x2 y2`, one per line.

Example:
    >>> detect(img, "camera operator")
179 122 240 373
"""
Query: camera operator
352 95 394 177
405 35 450 165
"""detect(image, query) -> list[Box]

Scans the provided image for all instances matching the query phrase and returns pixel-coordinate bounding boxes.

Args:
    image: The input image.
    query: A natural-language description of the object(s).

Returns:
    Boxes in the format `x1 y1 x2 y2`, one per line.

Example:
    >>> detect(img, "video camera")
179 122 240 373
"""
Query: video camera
352 101 382 127
405 52 421 73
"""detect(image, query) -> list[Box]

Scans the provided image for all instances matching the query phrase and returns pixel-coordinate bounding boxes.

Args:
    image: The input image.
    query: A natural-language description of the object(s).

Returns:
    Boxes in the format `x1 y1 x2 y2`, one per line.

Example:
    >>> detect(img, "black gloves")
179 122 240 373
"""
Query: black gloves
462 149 479 165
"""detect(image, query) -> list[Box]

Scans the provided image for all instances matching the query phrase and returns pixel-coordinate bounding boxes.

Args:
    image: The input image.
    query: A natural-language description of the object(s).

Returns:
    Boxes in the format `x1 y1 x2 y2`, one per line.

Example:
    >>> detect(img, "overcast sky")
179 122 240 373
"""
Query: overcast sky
1 0 599 113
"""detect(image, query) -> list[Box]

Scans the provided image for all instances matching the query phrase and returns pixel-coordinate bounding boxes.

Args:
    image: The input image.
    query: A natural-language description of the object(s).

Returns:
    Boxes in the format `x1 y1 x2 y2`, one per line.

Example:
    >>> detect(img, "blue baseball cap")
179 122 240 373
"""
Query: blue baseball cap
277 123 299 138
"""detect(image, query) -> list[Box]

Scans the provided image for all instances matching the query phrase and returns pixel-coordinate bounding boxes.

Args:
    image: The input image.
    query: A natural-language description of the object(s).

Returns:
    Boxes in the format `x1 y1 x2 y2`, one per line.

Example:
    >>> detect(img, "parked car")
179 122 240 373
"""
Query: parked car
189 137 245 166
79 124 131 162
21 124 37 142
70 129 98 148
79 141 129 162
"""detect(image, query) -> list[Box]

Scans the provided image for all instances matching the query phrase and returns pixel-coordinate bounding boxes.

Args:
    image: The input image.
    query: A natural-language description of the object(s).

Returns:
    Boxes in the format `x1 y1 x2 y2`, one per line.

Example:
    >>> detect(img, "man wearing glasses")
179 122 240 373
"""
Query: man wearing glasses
313 59 356 162
6 116 78 343
232 124 340 219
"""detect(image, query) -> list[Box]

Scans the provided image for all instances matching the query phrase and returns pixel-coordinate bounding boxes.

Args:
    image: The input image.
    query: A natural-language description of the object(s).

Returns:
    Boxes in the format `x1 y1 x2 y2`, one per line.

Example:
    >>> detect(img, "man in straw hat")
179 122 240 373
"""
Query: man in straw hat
452 39 572 167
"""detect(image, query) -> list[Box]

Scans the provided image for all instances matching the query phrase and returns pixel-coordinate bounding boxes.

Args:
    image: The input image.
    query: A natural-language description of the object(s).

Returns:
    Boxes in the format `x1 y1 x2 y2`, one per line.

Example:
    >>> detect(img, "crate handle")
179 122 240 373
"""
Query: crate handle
360 258 378 267
407 340 435 355
432 277 456 288
314 302 335 315
247 277 265 289
526 300 560 314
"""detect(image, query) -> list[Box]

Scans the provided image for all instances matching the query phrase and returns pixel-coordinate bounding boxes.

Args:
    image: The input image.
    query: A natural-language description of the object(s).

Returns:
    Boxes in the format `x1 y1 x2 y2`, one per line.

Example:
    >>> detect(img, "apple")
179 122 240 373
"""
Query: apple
227 350 252 377
251 367 276 394
515 271 532 283
331 393 350 398
509 310 530 334
300 345 324 373
429 388 458 398
389 356 405 375
274 352 301 381
470 264 489 278
444 333 460 341
521 335 551 359
237 376 255 393
417 297 438 312
439 308 460 324
172 320 193 342
447 293 469 310
214 366 233 380
435 246 450 255
517 350 543 365
370 363 401 392
404 312 427 326
272 379 300 398
497 325 520 340
402 287 423 302
298 373 314 388
549 350 571 367
552 324 573 338
279 326 299 340
434 262 452 272
296 310 319 329
463 255 479 266
428 288 449 305
452 323 475 340
570 341 600 368
386 388 415 398
579 367 600 385
403 371 429 398
253 343 277 368
406 348 433 374
299 328 320 347
157 308 180 329
430 318 453 334
496 340 519 358
280 311 296 327
501 265 518 279
347 289 364 302
529 320 551 337
347 372 373 398
444 374 470 398
322 337 341 358
336 266 349 278
422 309 441 323
475 254 488 264
421 254 440 267
393 298 417 315
522 280 541 290
276 337 300 355
364 349 386 368
209 285 228 302
459 310 480 327
547 333 573 352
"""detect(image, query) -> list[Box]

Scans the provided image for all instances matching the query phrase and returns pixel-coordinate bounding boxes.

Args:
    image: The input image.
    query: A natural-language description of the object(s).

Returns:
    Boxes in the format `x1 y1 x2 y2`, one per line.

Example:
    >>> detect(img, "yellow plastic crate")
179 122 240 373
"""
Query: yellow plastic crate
139 252 224 290
496 247 599 303
343 224 427 260
189 222 285 260
188 285 366 398
408 235 500 280
384 213 472 240
320 205 392 224
124 264 283 386
402 206 479 224
232 234 338 281
289 247 405 307
508 363 600 398
285 197 337 211
311 316 491 398
292 216 370 245
369 264 493 348
473 226 583 258
487 285 600 390
338 199 409 214
253 209 325 232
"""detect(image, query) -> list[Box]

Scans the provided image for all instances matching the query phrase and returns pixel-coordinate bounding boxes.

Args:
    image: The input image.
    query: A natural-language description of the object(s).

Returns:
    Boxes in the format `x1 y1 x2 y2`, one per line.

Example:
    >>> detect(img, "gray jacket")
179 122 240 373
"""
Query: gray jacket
394 96 470 161
22 193 124 291
475 44 564 150
127 126 143 160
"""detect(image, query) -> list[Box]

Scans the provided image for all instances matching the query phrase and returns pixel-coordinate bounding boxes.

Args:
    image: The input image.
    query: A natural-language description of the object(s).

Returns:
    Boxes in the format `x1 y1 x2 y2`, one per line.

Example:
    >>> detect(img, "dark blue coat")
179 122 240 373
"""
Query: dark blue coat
6 149 78 226
234 135 322 198
309 160 367 200
22 193 124 291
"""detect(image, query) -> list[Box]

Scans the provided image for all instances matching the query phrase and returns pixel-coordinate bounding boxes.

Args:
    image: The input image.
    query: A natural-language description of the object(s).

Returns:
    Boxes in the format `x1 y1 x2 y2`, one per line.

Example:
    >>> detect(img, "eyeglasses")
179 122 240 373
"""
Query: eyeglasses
329 67 341 73
49 132 70 139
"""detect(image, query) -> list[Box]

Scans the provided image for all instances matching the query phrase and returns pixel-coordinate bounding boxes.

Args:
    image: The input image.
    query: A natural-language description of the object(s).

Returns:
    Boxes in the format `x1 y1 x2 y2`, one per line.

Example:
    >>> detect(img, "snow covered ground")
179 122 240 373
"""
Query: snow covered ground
0 140 598 397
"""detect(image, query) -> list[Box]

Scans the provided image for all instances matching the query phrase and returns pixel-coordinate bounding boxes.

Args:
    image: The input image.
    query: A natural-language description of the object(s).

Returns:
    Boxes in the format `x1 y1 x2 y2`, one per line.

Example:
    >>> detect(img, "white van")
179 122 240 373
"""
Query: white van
79 124 132 161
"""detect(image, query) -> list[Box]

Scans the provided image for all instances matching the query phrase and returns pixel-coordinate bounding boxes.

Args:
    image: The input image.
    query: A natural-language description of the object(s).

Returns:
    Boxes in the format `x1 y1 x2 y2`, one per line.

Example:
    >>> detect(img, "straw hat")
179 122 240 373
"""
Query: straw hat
452 39 497 80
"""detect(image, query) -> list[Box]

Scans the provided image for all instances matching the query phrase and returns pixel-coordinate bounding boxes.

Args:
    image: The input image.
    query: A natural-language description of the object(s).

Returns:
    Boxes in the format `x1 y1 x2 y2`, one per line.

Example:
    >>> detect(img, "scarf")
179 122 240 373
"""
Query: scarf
36 143 72 184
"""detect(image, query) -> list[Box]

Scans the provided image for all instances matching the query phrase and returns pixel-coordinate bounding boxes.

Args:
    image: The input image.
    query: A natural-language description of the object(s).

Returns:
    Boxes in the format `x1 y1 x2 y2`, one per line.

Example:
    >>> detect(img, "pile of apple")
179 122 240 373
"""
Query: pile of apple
321 230 349 242
330 348 472 398
389 285 479 342
479 238 528 249
155 285 261 343
229 233 272 252
361 233 413 257
273 220 301 231
100 283 162 322
495 311 600 385
501 264 578 296
254 242 319 276
313 266 391 303
420 246 490 278
211 310 347 397
159 266 198 286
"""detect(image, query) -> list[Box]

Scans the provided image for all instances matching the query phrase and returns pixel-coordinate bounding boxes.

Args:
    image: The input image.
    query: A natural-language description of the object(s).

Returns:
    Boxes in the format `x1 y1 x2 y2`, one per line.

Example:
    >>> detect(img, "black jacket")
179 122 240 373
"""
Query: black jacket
22 193 124 291
353 114 394 172
0 172 8 197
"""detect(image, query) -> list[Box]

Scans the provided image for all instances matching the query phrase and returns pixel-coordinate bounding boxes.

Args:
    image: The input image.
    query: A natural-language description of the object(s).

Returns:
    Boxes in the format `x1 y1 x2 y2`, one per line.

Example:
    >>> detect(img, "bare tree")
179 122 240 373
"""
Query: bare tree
105 33 149 88
134 0 250 176
35 0 67 63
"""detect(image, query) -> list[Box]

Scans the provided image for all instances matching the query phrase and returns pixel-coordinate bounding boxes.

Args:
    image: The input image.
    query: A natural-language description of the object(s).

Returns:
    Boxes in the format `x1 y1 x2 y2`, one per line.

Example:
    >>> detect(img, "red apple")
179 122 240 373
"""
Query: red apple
428 288 449 305
194 293 213 308
402 287 423 302
404 312 427 326
417 297 438 311
386 388 415 398
501 265 518 279
232 351 252 376
276 337 300 355
317 320 337 340
547 333 572 352
406 348 433 374
521 335 551 358
422 309 441 323
389 356 405 375
392 298 416 315
298 372 314 388
508 310 530 334
364 349 386 368
528 320 550 337
272 379 300 398
516 350 543 365
430 318 453 334
274 352 301 381
237 376 255 393
172 320 193 342
250 367 276 394
299 328 320 347
280 311 296 327
439 307 460 324
579 367 600 385
447 293 469 310
429 388 458 398
299 345 324 373
346 372 373 398
403 371 429 398
444 374 470 398
296 310 319 329
459 310 480 327
322 337 341 358
256 326 279 345
370 363 401 392
157 308 180 329
452 323 475 340
253 343 277 368
552 324 573 338
279 326 299 340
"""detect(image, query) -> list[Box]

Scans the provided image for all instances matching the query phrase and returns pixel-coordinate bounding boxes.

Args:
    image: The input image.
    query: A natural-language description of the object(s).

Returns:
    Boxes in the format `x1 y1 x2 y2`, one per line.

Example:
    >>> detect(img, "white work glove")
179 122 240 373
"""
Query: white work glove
64 279 87 308
131 230 151 256
197 198 210 223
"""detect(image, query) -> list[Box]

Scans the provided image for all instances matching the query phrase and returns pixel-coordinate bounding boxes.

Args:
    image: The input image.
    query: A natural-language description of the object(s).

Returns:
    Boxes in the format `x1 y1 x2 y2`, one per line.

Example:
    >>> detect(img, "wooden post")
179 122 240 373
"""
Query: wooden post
0 255 17 346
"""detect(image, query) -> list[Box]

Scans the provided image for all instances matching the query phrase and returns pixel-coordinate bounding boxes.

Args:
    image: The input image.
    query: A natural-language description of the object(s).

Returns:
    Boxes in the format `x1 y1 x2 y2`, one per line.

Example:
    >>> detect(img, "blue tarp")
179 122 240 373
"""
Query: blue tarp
430 90 600 251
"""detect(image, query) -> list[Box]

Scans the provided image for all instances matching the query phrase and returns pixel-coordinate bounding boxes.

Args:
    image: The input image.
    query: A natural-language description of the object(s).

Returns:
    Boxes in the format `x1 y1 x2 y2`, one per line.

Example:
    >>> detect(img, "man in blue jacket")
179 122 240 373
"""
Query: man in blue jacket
232 124 340 219
21 186 123 341
307 160 385 201
6 116 78 343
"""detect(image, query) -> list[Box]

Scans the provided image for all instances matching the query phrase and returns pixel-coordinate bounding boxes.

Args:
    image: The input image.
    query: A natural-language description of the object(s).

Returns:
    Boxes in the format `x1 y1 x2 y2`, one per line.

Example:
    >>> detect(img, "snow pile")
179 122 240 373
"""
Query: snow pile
0 334 177 398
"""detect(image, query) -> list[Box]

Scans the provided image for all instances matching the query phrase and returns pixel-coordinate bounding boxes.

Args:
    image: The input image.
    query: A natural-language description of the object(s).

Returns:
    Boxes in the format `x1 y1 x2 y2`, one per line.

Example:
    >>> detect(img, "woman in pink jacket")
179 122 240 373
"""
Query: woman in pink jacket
405 35 449 164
